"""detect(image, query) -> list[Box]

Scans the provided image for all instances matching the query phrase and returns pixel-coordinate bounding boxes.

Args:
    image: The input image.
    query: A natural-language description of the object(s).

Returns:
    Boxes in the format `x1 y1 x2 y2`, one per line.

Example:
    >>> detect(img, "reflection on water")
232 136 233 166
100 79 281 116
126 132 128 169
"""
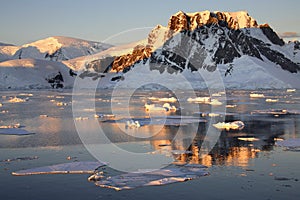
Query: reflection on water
0 89 299 168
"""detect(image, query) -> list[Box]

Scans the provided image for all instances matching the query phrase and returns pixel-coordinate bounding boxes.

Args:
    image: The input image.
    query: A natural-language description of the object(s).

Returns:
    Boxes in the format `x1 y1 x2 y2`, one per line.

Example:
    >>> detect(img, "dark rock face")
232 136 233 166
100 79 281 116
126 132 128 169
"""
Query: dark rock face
45 71 64 88
259 24 285 46
45 49 68 61
87 11 299 77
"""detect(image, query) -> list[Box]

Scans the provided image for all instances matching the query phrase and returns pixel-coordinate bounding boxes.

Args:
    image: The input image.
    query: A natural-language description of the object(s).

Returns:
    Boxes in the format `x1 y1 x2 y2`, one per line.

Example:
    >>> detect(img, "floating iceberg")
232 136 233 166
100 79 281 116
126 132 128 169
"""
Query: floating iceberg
89 164 209 191
0 128 34 135
213 121 245 131
12 161 106 176
144 104 167 112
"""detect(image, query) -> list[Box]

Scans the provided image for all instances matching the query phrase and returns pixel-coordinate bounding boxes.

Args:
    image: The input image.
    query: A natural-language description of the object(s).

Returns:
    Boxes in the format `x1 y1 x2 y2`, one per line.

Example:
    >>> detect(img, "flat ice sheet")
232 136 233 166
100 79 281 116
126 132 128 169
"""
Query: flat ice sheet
0 128 34 135
12 161 106 176
276 138 300 149
107 116 206 126
90 164 208 191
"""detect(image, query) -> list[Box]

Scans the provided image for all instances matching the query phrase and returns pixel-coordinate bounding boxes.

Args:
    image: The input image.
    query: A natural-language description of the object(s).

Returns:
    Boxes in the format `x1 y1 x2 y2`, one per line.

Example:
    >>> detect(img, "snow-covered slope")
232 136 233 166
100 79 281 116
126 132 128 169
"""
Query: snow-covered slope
12 36 112 61
0 58 75 89
64 39 148 71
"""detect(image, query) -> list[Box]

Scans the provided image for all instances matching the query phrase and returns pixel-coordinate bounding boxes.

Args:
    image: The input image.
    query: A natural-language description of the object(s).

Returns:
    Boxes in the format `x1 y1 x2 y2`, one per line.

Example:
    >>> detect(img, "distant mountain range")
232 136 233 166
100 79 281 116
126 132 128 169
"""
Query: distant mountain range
0 11 300 90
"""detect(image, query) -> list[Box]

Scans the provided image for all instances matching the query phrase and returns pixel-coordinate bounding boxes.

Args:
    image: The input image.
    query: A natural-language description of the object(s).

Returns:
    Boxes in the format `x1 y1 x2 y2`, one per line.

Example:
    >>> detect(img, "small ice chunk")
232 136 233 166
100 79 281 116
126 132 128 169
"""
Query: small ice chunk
286 89 296 93
0 123 21 128
238 137 260 142
19 93 33 97
2 156 38 162
265 99 279 103
144 104 166 112
39 115 48 118
162 103 177 112
125 120 141 128
8 97 27 103
0 103 2 107
250 93 265 98
213 121 245 131
0 128 34 135
56 102 68 106
226 105 237 108
187 97 210 103
90 165 209 191
75 117 89 121
209 99 223 105
158 97 177 102
12 161 106 176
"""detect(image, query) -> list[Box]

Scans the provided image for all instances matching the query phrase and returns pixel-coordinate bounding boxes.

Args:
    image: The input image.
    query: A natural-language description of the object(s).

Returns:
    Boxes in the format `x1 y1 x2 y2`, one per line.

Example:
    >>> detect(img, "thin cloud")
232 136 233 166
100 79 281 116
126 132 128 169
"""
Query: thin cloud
279 32 300 38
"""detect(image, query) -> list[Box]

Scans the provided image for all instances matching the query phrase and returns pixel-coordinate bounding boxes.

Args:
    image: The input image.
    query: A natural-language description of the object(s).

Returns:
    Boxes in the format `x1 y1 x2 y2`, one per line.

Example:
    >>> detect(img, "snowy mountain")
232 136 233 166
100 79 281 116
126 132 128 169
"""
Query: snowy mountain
0 36 112 62
0 58 75 89
0 36 112 89
78 10 300 89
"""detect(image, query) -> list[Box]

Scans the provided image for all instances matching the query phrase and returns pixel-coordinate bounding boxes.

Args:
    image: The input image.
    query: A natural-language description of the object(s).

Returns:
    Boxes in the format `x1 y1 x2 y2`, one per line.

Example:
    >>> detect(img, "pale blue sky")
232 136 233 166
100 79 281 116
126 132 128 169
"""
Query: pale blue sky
1 0 299 45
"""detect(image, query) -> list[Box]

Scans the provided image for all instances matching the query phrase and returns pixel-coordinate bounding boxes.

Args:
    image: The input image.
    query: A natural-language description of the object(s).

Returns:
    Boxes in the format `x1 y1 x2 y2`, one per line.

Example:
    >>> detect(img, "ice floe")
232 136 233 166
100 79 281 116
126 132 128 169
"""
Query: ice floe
8 97 28 103
0 128 34 135
12 161 106 176
0 123 21 129
187 97 210 103
286 89 296 93
265 98 279 103
89 164 209 191
144 103 177 112
157 97 177 103
187 97 222 105
1 156 38 162
251 109 300 116
125 120 141 129
276 138 300 150
250 93 265 98
112 116 206 126
238 137 260 142
213 121 245 131
94 114 115 119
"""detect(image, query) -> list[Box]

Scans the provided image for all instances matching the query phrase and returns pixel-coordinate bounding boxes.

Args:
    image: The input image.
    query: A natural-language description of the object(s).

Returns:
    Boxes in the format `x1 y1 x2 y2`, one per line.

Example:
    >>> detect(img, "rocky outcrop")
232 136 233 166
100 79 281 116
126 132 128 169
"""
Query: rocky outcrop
96 11 299 75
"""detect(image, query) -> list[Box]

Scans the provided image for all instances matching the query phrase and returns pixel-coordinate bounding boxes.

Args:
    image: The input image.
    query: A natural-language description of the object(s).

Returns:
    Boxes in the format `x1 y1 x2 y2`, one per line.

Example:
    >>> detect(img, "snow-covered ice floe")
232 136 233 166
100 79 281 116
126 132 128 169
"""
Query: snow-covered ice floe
276 138 300 151
250 93 265 98
7 97 28 103
89 164 209 191
238 137 260 142
112 116 206 126
251 109 300 116
187 97 222 105
0 128 34 135
12 161 106 176
144 103 177 112
213 121 245 131
2 156 38 162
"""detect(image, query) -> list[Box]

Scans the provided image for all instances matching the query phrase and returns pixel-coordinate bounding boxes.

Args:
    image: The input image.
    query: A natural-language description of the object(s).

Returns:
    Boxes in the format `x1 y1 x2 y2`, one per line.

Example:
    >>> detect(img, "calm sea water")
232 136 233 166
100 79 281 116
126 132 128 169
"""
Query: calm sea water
0 89 299 200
